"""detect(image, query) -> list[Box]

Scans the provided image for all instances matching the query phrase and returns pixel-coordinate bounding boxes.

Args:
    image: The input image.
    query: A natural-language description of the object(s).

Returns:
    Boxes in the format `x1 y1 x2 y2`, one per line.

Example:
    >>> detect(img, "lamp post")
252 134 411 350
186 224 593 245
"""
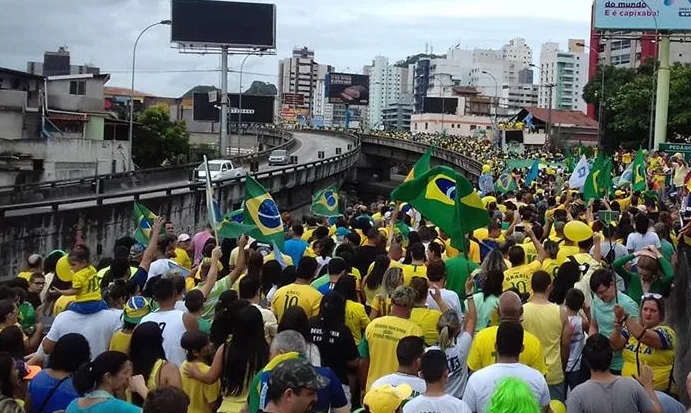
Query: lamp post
576 42 605 147
481 70 498 123
237 54 253 157
128 19 171 171
641 0 661 151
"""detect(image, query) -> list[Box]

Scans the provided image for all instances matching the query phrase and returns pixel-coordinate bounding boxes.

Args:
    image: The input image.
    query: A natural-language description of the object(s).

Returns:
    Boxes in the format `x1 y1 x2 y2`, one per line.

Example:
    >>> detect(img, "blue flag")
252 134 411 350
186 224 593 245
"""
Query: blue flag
525 159 539 186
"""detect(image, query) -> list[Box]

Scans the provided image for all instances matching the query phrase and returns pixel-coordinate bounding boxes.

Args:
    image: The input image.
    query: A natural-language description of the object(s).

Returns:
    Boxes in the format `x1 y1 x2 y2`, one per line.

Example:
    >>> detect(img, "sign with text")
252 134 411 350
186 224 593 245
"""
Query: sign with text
659 142 691 163
325 73 370 105
282 93 305 106
594 0 691 31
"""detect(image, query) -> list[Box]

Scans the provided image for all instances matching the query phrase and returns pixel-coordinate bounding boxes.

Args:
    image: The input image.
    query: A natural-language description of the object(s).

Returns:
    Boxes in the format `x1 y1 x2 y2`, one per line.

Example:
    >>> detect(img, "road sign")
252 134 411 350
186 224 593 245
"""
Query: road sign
659 143 691 163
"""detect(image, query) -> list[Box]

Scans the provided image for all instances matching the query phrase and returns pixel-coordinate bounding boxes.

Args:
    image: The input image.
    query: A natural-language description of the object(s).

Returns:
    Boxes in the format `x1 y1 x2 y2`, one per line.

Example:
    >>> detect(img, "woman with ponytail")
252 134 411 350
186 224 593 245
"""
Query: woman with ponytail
428 275 477 398
66 351 142 412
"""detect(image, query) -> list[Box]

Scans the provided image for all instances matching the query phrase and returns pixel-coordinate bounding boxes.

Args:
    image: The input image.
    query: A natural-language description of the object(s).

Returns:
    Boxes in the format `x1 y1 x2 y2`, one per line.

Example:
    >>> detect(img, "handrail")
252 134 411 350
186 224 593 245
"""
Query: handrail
0 132 360 216
0 129 294 194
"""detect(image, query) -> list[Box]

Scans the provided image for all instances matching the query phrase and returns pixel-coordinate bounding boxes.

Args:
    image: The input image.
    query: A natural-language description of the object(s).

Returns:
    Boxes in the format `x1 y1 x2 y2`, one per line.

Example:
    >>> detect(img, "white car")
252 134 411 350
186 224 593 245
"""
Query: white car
195 160 246 182
268 149 290 166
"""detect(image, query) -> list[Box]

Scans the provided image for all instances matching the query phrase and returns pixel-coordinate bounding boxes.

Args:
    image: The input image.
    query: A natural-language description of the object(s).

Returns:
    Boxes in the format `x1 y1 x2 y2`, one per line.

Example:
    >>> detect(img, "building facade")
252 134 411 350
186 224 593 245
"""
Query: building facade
382 96 414 131
366 56 409 129
538 40 589 112
276 47 331 117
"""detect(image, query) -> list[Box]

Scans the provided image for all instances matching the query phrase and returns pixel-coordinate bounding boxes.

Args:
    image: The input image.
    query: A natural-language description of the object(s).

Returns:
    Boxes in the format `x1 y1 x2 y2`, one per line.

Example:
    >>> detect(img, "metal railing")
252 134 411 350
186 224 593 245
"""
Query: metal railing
0 132 360 217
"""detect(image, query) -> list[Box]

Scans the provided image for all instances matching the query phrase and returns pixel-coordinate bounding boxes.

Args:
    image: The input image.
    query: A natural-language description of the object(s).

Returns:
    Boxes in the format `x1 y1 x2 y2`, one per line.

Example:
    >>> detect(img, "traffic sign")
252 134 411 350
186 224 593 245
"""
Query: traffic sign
659 143 691 163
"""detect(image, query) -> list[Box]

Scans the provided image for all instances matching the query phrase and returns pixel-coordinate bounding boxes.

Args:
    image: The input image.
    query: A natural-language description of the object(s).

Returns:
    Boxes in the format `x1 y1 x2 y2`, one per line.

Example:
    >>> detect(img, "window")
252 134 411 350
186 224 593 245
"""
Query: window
451 124 455 128
69 80 86 95
470 125 477 130
425 122 428 130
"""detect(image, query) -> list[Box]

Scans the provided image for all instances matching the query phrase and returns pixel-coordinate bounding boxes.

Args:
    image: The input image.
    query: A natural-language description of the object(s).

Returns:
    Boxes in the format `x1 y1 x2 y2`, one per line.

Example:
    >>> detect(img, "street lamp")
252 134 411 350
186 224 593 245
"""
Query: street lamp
576 42 605 147
481 70 498 123
128 19 171 171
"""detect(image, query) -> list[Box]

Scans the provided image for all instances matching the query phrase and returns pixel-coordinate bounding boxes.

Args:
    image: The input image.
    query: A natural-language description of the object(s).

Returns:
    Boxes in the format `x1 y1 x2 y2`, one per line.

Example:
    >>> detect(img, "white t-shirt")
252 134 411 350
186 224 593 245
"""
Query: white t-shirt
371 372 427 397
426 288 463 322
45 309 122 360
174 300 187 312
141 309 187 366
462 363 550 413
148 258 175 280
625 231 661 252
403 394 472 413
566 315 585 372
428 331 473 398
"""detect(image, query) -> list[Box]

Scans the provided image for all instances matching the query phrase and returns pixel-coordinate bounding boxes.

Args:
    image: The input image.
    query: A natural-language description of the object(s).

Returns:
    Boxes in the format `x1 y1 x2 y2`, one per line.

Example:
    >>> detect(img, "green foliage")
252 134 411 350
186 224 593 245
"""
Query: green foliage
133 105 190 168
583 61 691 148
244 81 278 96
394 53 446 68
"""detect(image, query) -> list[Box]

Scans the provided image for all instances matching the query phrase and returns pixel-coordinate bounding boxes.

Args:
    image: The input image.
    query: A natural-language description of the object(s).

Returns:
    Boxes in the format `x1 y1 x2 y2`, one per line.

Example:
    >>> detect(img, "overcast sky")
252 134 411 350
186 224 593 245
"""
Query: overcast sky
0 0 593 97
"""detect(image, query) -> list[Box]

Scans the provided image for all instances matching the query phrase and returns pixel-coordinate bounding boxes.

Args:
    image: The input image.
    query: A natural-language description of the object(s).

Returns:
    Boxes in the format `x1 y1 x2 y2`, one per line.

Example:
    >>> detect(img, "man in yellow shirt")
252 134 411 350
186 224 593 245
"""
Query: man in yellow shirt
401 243 427 285
522 271 571 402
359 285 424 391
272 257 322 322
467 291 547 375
502 225 546 299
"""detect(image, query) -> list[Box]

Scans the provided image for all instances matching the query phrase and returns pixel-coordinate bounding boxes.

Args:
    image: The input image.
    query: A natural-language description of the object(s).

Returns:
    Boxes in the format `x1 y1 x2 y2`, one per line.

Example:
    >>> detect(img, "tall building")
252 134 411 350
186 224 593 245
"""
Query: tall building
27 47 100 77
502 37 533 67
538 40 589 112
277 47 331 116
366 56 410 129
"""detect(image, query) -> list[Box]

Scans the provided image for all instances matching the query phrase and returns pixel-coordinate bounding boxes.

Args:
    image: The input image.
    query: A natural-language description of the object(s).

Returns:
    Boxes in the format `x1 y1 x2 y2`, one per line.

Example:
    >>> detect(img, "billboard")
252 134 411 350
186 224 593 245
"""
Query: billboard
422 97 458 115
193 93 275 123
325 73 370 105
282 92 305 106
171 0 276 48
594 0 691 31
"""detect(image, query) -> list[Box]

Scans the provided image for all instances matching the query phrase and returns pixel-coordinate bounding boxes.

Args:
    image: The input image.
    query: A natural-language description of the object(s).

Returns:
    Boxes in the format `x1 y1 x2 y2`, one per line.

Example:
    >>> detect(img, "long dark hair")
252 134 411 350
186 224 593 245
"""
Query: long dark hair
222 306 269 396
72 351 130 394
129 322 166 382
278 306 312 343
365 255 390 291
318 292 346 328
550 261 580 304
0 352 14 398
0 326 25 359
48 333 91 372
210 299 250 349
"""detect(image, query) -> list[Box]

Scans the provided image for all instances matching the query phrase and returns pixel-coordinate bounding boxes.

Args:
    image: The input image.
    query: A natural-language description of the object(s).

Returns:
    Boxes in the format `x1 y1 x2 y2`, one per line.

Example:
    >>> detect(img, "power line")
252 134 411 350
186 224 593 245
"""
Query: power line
104 68 280 77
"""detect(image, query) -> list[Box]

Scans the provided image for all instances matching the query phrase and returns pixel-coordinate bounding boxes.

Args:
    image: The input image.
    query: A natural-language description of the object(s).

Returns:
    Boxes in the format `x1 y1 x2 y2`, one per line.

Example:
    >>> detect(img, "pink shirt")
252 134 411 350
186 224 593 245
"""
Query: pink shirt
191 231 213 264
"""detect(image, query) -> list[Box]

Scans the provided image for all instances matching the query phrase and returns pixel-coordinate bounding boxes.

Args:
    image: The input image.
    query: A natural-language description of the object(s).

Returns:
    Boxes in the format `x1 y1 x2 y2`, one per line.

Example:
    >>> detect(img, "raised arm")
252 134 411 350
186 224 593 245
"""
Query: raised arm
198 246 222 299
463 276 477 336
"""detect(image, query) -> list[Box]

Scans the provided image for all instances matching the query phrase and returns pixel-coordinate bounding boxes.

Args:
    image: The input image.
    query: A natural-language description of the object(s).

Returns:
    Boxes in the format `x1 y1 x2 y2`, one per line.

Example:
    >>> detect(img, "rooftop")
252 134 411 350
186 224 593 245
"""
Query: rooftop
104 86 151 97
517 107 598 128
0 66 44 80
47 73 110 81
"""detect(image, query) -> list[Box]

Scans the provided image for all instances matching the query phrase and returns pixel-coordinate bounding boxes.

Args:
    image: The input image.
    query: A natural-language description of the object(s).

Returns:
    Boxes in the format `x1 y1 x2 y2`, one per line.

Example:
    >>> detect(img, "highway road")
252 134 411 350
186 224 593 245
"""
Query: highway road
5 131 353 217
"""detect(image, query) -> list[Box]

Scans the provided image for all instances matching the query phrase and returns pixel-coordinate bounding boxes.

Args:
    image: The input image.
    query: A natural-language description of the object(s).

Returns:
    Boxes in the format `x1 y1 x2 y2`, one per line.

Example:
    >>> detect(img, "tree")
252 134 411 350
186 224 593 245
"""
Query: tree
244 81 277 96
133 105 190 168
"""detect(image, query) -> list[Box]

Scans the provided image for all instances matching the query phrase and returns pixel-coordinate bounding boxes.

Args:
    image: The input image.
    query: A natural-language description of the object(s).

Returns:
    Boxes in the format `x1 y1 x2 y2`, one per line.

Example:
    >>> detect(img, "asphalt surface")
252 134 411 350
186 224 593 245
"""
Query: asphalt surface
5 131 353 217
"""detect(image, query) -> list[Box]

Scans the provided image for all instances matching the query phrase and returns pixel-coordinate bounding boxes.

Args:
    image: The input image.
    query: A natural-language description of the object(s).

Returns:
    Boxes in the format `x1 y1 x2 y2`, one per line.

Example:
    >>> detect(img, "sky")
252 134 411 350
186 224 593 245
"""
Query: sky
0 0 594 97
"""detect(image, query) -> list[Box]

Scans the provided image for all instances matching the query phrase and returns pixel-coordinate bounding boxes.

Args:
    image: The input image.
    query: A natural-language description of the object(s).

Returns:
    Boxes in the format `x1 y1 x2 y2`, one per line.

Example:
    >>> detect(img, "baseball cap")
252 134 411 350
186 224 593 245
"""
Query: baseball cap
363 384 413 413
335 227 351 237
269 358 330 392
129 243 145 259
123 296 152 324
177 233 191 242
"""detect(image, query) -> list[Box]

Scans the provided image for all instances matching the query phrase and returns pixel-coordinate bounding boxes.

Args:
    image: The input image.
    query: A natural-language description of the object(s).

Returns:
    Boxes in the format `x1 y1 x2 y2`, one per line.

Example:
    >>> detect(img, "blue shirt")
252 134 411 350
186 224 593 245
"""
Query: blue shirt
258 365 347 413
316 281 336 295
66 397 141 413
283 239 309 266
591 291 640 371
29 371 80 413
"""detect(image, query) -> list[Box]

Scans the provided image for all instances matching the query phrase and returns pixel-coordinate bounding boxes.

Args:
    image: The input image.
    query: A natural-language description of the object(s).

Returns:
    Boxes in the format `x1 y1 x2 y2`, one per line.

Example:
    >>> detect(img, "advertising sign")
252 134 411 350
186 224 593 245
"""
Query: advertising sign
282 93 305 106
193 92 218 122
659 142 691 162
228 94 274 124
594 0 691 31
325 73 370 105
171 0 277 48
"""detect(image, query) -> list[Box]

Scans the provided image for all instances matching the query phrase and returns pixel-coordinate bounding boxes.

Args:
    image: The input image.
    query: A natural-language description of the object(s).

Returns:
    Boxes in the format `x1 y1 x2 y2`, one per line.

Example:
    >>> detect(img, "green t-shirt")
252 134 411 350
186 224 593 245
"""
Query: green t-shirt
18 302 35 330
444 256 480 304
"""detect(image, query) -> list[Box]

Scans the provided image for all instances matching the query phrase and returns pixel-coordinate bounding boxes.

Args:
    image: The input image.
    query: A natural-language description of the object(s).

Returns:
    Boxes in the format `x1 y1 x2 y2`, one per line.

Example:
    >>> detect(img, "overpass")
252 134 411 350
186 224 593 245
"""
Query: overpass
1 130 481 275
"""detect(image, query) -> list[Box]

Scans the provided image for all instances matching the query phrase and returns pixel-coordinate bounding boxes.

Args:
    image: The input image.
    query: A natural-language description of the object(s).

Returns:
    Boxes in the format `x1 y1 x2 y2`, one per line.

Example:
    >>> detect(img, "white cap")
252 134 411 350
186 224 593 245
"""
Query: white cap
177 234 191 242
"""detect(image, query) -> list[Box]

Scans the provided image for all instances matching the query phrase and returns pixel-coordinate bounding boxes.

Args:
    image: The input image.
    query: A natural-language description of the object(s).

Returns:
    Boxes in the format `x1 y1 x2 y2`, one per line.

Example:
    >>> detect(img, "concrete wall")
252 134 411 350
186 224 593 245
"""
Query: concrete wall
0 111 23 140
47 78 105 112
84 116 104 140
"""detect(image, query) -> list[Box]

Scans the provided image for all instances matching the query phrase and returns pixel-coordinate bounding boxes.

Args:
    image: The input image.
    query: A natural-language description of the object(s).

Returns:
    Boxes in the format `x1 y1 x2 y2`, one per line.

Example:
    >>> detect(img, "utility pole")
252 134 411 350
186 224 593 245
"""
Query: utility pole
220 46 229 157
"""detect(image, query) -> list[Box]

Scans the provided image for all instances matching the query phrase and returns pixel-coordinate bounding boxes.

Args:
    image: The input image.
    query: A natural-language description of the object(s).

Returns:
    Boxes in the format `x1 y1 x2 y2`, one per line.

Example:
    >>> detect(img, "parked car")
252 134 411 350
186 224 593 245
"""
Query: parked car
195 160 246 182
268 149 290 166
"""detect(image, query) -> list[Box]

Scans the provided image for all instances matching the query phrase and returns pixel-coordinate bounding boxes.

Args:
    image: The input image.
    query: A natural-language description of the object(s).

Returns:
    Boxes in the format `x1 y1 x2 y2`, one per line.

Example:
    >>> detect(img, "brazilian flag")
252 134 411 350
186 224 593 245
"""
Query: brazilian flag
632 148 647 192
405 146 433 182
243 176 285 247
311 184 340 217
391 165 489 250
225 209 244 223
133 202 157 245
495 173 518 194
583 155 614 201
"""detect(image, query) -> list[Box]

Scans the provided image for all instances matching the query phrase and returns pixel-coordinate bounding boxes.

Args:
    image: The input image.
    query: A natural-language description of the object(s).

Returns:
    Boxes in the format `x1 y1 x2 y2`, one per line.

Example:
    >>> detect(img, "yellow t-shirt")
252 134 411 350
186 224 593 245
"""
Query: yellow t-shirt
556 245 581 265
402 264 427 285
622 325 676 393
53 295 77 315
371 295 392 317
617 196 632 211
109 330 133 354
361 316 424 390
345 299 370 345
301 227 317 242
181 361 221 413
410 307 442 346
71 266 101 302
467 325 547 374
502 260 542 298
173 248 192 270
469 240 481 264
522 302 564 385
520 241 538 264
542 258 559 280
264 252 294 266
271 283 322 322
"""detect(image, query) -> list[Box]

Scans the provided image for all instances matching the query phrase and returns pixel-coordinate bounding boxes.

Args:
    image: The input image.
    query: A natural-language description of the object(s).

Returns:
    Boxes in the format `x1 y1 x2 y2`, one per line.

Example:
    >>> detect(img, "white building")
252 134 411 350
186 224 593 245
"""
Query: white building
538 40 589 112
277 47 331 116
502 38 533 68
500 84 539 112
365 56 409 129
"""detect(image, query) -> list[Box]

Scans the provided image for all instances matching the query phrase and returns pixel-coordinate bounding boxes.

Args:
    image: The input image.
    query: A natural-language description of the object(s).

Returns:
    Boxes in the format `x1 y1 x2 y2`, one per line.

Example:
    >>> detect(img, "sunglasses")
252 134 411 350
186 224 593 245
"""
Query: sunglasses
641 292 662 300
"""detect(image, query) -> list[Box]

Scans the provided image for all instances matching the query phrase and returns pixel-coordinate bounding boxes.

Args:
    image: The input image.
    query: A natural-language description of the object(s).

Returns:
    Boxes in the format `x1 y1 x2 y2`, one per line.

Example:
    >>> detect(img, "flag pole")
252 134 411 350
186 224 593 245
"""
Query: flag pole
203 155 220 241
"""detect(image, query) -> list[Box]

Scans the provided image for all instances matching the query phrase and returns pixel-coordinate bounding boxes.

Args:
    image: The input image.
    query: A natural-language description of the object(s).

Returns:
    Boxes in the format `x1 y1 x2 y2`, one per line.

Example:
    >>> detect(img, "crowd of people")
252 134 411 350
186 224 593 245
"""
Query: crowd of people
4 133 691 413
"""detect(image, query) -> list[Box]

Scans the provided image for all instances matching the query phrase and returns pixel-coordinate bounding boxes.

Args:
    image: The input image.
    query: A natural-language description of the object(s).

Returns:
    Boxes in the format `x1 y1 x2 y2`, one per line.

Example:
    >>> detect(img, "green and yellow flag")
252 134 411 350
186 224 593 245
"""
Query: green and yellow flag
405 146 433 182
583 155 614 201
632 148 647 192
311 184 340 217
391 165 489 250
133 202 158 245
495 173 518 194
243 176 285 247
